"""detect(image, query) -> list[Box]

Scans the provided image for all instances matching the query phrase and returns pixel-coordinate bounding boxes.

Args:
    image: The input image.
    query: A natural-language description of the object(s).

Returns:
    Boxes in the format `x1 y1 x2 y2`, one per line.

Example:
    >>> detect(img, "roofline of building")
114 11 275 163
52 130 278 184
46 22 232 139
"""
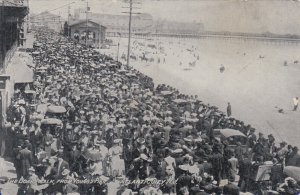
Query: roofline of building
69 20 106 28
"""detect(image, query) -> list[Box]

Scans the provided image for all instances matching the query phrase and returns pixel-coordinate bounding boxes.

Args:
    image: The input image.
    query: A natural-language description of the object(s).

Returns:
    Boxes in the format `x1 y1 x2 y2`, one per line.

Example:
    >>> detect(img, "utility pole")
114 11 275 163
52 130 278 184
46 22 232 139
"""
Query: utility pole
0 0 4 71
122 0 141 66
68 5 70 37
85 0 89 47
127 0 132 66
117 42 120 62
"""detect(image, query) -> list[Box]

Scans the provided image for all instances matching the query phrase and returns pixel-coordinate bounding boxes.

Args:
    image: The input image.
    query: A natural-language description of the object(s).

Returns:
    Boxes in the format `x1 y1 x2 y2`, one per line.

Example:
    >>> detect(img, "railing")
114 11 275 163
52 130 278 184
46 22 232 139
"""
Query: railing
106 31 300 43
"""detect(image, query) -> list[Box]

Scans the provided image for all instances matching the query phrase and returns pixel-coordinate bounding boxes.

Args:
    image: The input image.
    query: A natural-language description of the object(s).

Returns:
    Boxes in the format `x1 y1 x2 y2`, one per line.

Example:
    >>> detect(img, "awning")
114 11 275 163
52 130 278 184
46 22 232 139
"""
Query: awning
6 52 34 83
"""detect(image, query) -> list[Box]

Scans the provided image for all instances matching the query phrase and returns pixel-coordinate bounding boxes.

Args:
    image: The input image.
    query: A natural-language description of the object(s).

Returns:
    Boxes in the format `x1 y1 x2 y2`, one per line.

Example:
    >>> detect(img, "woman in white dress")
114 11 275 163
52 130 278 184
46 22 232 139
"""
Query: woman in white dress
108 139 125 178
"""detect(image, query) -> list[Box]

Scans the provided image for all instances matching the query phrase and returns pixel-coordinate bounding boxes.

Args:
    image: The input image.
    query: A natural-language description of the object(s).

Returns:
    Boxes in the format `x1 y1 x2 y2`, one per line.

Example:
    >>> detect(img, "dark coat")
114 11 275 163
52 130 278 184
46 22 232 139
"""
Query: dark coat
223 183 239 195
19 148 33 177
54 160 70 179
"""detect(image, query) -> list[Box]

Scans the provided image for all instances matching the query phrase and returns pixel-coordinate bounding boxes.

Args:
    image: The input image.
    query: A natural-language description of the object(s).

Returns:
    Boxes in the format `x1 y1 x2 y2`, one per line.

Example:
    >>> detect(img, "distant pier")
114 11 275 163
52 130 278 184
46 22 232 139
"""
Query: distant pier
106 31 300 45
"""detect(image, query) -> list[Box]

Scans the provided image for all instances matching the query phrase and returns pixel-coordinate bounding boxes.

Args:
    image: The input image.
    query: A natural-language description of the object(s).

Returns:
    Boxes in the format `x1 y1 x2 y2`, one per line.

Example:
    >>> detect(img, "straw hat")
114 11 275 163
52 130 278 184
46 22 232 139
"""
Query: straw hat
179 165 189 171
140 153 152 162
28 167 35 172
113 139 122 144
18 99 26 105
184 135 193 142
62 169 70 176
97 140 106 144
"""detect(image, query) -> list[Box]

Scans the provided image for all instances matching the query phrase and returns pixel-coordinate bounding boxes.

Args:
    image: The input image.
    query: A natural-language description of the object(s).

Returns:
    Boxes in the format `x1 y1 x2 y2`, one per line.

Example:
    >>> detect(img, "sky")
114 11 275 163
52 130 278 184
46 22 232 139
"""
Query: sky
29 0 300 35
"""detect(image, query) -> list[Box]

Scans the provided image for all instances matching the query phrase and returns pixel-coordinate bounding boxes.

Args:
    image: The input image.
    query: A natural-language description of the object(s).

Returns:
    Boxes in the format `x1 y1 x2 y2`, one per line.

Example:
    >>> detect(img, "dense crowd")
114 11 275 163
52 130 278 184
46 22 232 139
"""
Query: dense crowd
1 28 300 195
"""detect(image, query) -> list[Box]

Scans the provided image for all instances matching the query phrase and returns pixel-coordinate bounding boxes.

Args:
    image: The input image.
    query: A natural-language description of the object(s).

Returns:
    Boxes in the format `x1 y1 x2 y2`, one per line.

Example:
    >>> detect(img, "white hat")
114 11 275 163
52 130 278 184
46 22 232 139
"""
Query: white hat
113 139 122 144
140 154 152 162
18 99 26 105
28 167 35 172
285 177 297 184
179 165 189 171
62 169 70 176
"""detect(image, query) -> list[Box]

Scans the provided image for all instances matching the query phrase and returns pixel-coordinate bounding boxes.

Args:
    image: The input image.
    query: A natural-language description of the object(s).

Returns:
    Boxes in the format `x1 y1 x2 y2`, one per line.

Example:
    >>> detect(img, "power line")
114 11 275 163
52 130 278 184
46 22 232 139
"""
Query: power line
31 1 75 18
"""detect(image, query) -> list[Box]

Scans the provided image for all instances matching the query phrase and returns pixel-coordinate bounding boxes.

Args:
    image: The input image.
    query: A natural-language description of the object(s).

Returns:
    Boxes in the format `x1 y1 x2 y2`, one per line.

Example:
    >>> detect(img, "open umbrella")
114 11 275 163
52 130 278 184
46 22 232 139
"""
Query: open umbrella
283 166 300 182
37 67 47 70
173 99 187 104
160 91 173 96
36 70 46 73
126 73 137 77
25 90 36 94
46 106 66 114
41 118 62 125
32 51 40 55
214 128 246 138
82 149 102 161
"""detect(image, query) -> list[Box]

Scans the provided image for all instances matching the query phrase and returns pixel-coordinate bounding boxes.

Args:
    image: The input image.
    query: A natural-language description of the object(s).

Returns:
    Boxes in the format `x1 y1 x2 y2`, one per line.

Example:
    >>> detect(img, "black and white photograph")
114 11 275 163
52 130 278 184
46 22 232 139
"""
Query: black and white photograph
0 0 300 194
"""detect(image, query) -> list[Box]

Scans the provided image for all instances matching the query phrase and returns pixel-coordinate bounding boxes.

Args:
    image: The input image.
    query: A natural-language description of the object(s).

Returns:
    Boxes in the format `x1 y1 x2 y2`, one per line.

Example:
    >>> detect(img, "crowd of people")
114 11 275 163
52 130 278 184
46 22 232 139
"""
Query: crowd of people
114 39 199 70
1 28 300 195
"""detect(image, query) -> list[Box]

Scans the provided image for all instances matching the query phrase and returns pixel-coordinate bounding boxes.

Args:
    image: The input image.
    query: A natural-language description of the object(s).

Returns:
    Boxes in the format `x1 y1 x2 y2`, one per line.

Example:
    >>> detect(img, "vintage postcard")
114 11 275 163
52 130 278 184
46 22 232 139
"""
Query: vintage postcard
0 0 299 194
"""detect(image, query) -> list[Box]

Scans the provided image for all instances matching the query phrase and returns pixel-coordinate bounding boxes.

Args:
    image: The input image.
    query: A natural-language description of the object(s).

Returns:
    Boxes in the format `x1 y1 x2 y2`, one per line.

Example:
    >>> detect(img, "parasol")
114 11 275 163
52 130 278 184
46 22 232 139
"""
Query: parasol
41 118 62 125
180 125 193 131
37 67 47 70
46 106 66 114
160 91 173 96
283 166 300 182
32 51 40 55
173 99 187 104
25 90 36 94
36 70 46 73
82 149 102 161
126 73 137 77
214 128 246 138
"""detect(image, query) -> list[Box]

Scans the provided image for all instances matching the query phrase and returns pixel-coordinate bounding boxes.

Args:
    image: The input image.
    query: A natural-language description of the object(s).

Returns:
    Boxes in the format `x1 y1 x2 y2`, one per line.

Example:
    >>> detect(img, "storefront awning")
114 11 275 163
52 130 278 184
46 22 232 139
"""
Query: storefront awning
6 52 34 83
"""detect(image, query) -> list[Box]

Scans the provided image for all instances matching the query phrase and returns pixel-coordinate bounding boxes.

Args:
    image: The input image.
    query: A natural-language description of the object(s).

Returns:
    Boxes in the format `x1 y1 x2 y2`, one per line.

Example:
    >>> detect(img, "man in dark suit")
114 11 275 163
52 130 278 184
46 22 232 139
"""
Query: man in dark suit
54 150 69 179
19 143 33 178
223 178 240 195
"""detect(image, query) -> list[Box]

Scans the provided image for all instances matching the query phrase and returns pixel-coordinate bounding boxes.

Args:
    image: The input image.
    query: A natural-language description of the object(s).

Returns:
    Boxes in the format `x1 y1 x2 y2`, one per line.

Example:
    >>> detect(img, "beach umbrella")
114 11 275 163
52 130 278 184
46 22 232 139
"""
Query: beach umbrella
283 166 300 182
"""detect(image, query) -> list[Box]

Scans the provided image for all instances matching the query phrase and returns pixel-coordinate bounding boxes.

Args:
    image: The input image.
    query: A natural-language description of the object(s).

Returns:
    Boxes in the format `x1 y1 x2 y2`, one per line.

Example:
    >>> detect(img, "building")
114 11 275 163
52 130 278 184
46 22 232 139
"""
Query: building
69 20 106 48
153 20 204 35
74 9 153 36
0 0 29 70
30 11 63 32
0 0 33 125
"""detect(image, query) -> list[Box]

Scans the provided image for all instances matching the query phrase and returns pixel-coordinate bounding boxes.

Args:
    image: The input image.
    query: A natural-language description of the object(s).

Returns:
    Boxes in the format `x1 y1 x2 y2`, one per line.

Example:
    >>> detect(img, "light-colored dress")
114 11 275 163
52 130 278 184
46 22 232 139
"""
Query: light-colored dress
109 145 125 177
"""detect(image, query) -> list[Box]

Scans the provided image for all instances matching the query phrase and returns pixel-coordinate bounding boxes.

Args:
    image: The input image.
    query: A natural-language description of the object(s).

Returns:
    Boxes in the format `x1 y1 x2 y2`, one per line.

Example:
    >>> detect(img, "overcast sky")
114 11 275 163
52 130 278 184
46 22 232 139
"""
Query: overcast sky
29 0 300 35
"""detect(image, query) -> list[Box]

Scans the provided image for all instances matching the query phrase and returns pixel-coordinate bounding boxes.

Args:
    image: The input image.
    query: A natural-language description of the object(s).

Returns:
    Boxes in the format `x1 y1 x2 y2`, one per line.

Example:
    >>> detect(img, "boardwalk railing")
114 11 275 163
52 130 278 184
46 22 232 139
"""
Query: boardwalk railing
106 31 300 43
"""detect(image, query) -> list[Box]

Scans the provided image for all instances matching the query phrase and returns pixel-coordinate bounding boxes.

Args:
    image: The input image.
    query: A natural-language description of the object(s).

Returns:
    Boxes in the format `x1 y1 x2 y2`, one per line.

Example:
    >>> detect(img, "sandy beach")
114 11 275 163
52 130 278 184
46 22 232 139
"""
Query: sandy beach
99 37 300 147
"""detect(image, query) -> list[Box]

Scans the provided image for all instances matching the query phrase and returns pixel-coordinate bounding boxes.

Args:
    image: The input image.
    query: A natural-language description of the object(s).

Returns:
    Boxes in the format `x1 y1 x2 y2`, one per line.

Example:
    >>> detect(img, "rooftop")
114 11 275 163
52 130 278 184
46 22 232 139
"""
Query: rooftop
2 0 28 7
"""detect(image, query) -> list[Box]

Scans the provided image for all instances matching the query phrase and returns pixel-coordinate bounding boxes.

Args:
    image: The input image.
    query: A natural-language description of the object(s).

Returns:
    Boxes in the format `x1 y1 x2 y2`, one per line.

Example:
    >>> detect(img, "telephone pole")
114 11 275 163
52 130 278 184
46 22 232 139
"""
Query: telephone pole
68 5 70 36
122 0 141 66
127 0 133 66
85 0 89 46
